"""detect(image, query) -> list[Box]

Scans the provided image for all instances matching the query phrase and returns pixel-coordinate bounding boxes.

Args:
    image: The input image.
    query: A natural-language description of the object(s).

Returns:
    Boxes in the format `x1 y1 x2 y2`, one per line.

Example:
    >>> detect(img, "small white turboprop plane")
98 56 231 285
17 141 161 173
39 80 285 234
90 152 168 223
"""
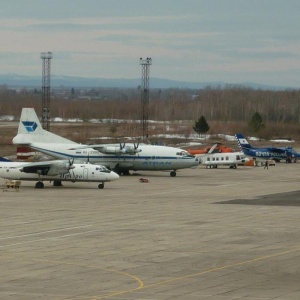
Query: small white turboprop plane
0 157 119 189
12 108 199 177
198 144 249 169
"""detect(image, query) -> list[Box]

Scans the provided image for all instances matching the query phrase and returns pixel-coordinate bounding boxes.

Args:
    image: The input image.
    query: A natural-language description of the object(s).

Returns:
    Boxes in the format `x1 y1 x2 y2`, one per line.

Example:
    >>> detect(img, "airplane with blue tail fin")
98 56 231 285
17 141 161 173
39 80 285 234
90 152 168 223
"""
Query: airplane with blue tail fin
12 108 199 177
235 133 300 162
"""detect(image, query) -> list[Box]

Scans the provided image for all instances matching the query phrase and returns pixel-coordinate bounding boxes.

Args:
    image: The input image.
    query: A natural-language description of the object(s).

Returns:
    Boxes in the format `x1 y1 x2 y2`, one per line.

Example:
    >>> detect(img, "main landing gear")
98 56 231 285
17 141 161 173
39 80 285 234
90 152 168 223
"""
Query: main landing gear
170 170 177 177
206 165 217 169
53 180 63 186
35 181 44 189
34 181 105 189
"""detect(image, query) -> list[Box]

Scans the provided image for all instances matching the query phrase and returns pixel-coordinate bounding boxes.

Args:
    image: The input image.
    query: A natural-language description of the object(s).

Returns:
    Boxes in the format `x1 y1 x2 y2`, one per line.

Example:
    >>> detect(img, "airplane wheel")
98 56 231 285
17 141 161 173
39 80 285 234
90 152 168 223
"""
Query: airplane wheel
35 181 44 189
170 171 176 177
53 180 63 186
98 183 104 189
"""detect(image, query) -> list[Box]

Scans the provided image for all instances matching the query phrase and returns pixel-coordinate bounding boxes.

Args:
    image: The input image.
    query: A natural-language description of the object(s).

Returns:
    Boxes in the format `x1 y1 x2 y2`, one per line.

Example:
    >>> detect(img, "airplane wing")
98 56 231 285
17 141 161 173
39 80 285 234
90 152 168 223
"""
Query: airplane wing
20 161 53 174
69 143 142 155
19 160 72 176
265 147 289 153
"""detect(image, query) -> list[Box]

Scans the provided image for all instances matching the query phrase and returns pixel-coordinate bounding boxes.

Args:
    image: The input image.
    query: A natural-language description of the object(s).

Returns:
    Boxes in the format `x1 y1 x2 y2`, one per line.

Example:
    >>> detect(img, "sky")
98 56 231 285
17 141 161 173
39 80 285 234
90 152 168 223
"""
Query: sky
0 0 300 87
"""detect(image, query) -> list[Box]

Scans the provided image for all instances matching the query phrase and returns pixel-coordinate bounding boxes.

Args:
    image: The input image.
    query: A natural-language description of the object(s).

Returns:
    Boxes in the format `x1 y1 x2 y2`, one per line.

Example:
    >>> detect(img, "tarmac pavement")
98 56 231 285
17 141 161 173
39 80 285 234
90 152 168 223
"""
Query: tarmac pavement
1 163 300 299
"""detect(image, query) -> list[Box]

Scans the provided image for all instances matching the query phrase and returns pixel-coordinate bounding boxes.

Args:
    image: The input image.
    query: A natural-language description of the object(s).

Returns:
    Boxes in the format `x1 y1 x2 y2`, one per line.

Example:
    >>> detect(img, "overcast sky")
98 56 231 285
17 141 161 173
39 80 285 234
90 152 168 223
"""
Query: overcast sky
0 0 300 87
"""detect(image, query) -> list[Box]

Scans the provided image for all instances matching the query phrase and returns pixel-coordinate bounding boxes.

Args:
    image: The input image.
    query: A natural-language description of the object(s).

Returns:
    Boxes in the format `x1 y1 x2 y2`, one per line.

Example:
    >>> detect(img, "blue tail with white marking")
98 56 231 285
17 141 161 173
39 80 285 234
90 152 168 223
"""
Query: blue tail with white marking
12 108 76 145
235 133 252 151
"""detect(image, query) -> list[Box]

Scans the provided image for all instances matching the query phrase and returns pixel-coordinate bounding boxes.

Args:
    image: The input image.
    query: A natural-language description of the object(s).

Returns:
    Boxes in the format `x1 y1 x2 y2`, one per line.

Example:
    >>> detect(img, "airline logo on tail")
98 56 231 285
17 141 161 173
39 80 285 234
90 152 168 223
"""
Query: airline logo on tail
22 121 38 132
238 138 249 146
235 134 251 149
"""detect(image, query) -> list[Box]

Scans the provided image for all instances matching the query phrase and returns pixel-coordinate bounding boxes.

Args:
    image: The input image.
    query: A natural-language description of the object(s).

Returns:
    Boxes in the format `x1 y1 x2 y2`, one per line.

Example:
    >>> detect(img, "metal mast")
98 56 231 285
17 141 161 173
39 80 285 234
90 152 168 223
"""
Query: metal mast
139 57 152 141
41 52 53 131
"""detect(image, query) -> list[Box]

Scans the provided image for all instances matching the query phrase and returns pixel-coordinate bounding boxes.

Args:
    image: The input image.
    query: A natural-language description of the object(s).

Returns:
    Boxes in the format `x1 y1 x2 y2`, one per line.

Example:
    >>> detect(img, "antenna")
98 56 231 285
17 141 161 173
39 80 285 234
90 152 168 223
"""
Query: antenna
139 57 152 141
41 52 53 131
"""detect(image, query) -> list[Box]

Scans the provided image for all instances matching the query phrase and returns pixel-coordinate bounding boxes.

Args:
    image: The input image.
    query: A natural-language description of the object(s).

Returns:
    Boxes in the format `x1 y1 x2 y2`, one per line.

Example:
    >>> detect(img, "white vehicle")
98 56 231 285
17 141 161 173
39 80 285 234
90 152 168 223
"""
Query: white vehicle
199 144 249 169
0 157 119 189
12 108 199 177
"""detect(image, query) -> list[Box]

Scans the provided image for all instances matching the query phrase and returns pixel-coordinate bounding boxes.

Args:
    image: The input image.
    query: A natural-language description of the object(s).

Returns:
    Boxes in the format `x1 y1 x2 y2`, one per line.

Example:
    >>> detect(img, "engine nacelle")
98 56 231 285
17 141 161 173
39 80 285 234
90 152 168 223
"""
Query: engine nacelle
47 161 71 176
100 146 126 154
122 146 142 154
99 146 141 155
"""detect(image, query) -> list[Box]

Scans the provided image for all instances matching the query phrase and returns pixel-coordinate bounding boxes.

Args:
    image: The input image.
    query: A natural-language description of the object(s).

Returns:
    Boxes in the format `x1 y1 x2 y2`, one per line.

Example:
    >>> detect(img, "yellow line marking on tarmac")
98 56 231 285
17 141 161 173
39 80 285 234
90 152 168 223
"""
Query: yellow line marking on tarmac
92 245 300 299
33 258 144 299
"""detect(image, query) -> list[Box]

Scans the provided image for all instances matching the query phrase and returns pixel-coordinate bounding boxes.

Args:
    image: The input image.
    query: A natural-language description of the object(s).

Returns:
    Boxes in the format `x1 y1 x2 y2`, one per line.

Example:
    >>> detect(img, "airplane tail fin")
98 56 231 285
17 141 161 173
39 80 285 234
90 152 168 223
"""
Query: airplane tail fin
0 157 12 162
235 133 252 150
12 108 77 145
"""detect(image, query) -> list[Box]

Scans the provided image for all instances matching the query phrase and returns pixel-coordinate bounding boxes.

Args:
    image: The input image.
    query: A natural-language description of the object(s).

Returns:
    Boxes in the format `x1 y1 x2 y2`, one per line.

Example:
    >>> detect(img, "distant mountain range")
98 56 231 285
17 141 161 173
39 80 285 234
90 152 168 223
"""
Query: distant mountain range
0 73 295 90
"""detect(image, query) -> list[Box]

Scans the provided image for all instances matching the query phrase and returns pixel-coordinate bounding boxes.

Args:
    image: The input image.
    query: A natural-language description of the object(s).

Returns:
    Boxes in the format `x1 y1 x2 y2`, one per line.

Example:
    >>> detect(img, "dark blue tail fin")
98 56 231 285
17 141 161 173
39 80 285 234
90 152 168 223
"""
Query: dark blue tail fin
235 133 252 150
0 157 12 162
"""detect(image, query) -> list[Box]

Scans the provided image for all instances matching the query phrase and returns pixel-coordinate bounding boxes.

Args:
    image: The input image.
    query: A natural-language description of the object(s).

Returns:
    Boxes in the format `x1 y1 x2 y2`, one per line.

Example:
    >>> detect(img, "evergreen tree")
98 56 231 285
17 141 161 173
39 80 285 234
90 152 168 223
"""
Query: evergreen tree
193 116 210 137
248 112 265 134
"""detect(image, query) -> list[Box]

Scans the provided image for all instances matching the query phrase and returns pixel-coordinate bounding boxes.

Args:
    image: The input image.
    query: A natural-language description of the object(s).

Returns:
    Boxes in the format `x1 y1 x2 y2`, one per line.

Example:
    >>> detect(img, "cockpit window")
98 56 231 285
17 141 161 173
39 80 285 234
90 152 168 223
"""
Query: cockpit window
176 150 195 158
96 166 111 173
176 151 188 156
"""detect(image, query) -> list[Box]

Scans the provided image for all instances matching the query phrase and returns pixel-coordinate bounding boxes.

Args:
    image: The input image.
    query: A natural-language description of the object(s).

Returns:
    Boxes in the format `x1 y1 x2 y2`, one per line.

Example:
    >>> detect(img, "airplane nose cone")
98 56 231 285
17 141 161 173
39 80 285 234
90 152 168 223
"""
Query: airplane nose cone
190 156 200 167
110 171 120 181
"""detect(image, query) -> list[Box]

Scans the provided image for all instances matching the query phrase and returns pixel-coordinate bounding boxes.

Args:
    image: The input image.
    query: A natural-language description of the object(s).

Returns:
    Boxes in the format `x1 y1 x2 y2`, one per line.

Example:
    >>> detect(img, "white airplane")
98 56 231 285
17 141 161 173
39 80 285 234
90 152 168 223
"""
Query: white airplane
0 157 119 189
12 108 199 177
198 144 249 169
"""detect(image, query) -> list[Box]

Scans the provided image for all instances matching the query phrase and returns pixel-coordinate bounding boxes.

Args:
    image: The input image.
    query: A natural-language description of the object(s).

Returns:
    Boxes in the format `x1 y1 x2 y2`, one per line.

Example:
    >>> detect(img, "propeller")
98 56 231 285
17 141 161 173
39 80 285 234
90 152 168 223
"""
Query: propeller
134 143 142 153
68 158 75 168
119 143 127 154
67 158 75 178
117 142 141 154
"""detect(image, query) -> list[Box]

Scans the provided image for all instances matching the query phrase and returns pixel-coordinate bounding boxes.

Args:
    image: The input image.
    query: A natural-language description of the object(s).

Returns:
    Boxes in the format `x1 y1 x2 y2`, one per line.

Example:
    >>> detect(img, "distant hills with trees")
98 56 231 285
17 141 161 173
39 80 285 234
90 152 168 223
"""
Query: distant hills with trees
0 73 296 90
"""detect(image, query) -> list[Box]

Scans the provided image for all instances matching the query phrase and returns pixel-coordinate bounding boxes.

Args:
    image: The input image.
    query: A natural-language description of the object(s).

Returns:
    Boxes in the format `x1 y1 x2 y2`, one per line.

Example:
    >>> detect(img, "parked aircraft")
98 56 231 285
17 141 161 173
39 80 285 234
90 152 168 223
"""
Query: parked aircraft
0 157 119 189
199 143 249 168
235 133 300 162
12 108 199 177
188 143 233 156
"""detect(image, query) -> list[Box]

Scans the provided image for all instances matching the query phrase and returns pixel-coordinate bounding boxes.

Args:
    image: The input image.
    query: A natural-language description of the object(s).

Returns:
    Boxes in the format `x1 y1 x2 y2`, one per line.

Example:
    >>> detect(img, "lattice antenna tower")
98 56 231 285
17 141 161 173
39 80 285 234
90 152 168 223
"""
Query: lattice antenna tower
41 52 53 131
139 57 152 141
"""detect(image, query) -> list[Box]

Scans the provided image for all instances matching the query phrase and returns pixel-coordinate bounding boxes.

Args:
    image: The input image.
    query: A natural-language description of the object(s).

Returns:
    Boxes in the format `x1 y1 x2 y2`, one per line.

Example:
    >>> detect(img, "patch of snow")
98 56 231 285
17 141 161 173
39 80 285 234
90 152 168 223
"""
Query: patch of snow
0 115 14 121
270 139 294 143
67 118 83 123
52 117 63 122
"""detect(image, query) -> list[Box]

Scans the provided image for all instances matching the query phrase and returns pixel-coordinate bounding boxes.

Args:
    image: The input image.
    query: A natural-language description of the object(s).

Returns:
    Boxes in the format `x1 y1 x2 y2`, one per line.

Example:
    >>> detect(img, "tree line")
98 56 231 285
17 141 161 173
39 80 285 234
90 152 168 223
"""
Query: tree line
1 85 300 139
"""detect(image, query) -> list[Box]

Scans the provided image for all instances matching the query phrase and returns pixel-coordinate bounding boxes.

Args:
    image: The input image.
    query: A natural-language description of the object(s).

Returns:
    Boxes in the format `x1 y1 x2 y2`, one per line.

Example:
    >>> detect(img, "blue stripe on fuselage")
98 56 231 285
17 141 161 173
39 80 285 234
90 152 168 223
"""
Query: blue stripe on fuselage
241 147 287 159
